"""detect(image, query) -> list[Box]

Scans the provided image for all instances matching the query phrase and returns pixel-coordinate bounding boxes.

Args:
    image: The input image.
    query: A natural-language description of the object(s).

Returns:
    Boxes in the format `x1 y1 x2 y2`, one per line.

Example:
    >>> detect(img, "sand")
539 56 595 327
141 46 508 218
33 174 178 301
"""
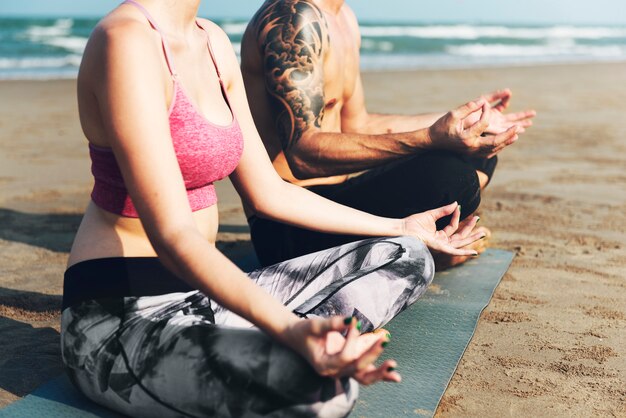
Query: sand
0 62 625 416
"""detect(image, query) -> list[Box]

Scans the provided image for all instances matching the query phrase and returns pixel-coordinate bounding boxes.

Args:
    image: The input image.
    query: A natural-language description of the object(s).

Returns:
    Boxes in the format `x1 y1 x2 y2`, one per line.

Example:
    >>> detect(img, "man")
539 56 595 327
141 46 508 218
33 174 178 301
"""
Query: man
240 0 536 267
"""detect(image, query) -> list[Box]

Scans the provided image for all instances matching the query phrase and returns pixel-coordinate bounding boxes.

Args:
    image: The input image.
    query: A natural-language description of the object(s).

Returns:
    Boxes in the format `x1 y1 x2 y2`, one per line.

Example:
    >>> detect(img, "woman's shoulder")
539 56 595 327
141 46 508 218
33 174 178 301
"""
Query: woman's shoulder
93 9 158 49
196 18 232 47
79 9 166 88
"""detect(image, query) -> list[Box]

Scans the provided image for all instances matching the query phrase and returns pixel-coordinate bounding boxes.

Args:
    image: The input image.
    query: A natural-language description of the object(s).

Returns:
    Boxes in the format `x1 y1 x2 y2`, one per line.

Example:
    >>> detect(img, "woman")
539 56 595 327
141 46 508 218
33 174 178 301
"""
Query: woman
61 0 484 416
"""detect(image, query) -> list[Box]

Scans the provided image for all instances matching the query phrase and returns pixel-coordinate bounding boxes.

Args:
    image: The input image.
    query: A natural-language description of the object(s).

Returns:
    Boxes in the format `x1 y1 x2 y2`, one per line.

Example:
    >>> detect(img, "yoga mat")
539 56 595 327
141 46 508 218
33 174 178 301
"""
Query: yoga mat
354 248 514 417
0 249 513 418
0 374 123 418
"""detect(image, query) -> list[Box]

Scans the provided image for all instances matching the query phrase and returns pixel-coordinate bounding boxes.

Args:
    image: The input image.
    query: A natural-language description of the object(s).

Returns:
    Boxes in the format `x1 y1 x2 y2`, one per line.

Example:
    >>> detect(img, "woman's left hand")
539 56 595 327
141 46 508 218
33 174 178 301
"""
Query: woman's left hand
402 202 484 256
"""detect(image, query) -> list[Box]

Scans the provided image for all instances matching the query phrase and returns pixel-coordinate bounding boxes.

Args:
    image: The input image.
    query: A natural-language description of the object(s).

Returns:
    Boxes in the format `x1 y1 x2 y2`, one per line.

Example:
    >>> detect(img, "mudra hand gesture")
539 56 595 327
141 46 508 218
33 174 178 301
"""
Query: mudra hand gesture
402 202 484 256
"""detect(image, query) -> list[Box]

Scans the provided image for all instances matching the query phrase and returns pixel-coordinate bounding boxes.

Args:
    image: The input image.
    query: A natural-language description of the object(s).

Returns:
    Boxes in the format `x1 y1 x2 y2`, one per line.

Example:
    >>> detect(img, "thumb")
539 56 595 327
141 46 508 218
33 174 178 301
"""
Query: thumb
452 99 485 120
428 201 458 220
310 316 349 336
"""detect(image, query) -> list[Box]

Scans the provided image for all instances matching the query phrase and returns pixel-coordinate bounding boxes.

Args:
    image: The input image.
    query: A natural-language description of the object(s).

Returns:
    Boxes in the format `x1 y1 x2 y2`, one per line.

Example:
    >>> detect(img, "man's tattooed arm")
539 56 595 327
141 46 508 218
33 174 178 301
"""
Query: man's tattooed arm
250 1 430 179
253 0 329 150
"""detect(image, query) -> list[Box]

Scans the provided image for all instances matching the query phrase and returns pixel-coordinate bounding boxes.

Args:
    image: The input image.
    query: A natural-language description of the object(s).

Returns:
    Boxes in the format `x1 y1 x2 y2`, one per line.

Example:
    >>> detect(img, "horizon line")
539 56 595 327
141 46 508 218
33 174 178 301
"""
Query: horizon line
1 14 626 27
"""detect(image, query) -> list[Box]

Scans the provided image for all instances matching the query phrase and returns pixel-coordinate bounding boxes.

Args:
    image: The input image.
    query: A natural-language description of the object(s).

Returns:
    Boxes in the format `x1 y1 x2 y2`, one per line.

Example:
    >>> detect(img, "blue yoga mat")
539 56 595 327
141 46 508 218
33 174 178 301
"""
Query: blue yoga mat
354 249 514 417
0 249 513 418
0 375 121 418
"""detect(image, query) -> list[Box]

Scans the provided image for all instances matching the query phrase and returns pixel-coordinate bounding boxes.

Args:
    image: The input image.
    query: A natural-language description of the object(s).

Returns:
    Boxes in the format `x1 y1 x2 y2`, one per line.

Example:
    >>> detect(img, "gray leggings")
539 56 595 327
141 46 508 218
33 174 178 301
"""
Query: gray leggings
61 236 434 417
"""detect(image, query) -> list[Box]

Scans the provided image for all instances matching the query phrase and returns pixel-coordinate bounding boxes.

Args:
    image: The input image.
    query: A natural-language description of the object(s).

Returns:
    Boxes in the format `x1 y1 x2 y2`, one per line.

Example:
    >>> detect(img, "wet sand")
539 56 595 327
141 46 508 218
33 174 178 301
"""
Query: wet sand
0 62 625 416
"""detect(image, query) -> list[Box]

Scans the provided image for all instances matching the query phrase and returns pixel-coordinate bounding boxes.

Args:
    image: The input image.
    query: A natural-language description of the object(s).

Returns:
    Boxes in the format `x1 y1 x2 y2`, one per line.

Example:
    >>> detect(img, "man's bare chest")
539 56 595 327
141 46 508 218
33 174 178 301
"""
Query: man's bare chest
322 22 359 110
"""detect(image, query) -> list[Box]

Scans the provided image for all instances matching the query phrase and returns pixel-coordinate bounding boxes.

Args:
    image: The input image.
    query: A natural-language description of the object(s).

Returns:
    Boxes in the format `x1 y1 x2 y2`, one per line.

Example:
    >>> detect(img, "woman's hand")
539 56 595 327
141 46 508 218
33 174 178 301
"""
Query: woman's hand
428 98 520 158
285 317 400 385
402 202 484 256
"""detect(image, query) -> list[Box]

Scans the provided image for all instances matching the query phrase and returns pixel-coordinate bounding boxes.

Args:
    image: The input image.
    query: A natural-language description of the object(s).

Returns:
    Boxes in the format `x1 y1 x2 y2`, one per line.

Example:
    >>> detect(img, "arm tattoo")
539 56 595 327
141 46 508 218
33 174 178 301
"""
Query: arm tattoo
252 0 329 150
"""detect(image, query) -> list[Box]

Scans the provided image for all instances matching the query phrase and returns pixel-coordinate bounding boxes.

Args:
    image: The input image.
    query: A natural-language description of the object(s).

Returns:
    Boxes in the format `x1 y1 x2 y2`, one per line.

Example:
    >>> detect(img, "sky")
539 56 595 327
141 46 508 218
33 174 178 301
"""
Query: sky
1 0 626 25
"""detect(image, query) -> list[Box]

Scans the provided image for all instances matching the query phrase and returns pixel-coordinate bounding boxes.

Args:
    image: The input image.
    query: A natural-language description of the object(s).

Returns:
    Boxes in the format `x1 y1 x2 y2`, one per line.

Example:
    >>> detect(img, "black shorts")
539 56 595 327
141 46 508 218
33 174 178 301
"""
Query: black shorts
250 152 497 267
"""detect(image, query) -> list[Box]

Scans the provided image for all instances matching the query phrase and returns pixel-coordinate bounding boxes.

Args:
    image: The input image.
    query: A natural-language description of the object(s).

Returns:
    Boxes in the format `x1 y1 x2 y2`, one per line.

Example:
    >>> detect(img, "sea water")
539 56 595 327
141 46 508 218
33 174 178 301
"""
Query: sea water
1 17 626 79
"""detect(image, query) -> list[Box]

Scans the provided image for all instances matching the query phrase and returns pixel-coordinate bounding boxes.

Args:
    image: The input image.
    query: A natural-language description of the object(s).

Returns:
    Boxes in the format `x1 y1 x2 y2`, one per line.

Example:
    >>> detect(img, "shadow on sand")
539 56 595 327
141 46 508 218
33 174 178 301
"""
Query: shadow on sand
0 288 64 397
0 208 258 400
0 208 81 253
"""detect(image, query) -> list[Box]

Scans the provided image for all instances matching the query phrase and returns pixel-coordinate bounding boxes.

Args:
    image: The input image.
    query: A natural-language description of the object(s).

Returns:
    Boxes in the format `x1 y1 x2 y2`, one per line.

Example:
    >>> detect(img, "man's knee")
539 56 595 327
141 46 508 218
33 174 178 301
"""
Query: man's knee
404 152 481 227
427 153 480 216
468 155 498 186
454 168 482 217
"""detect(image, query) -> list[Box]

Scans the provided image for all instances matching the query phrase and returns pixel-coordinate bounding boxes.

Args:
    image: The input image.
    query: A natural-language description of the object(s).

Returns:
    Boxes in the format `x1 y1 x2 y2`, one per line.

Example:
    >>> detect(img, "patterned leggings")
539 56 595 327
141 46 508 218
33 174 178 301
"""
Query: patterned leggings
61 237 434 418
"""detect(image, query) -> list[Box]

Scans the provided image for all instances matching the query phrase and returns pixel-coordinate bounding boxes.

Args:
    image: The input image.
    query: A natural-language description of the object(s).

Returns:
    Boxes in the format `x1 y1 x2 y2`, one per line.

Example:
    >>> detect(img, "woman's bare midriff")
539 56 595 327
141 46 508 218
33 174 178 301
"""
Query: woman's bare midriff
67 201 219 268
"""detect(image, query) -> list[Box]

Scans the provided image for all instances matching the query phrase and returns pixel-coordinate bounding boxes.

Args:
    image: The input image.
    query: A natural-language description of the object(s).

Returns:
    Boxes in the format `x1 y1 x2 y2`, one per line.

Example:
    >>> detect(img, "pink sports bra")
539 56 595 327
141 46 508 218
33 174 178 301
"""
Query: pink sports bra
90 0 244 217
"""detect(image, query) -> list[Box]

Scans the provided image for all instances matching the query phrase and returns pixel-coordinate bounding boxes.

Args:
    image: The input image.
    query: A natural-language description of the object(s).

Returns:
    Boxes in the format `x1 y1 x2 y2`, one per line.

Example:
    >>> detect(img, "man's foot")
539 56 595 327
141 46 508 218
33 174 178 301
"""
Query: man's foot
434 226 491 271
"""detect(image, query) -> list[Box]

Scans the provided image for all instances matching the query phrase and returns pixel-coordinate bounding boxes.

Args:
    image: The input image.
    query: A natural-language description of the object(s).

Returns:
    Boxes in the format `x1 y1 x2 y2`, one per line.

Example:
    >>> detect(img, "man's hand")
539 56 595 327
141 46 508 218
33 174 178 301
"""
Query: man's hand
428 99 520 159
464 89 536 135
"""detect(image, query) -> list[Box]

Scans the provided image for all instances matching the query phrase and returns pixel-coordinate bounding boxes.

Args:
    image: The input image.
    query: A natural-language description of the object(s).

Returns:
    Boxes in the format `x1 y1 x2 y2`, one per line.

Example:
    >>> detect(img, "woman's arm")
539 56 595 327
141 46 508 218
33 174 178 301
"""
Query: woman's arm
89 16 394 384
91 18 300 344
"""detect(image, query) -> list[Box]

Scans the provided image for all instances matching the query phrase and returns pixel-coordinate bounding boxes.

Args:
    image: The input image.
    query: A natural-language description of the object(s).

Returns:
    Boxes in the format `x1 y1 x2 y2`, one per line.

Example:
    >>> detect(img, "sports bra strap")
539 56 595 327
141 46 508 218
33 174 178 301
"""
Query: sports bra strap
194 21 223 82
123 0 178 77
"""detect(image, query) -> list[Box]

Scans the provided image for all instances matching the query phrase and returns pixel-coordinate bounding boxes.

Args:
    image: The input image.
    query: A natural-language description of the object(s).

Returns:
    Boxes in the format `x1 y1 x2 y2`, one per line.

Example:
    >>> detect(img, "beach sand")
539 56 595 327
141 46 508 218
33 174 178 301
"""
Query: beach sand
0 62 625 416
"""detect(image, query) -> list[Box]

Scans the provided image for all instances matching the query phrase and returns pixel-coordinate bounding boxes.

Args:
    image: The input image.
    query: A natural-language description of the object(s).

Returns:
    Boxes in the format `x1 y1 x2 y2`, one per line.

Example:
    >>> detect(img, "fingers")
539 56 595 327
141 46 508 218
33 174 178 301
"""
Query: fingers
427 239 478 257
482 89 511 103
311 316 350 336
492 125 519 147
313 317 361 376
340 317 361 355
494 91 511 111
464 102 490 138
428 201 459 220
451 98 485 120
355 360 401 385
381 360 401 383
454 215 479 239
334 333 384 379
482 88 512 111
353 336 386 372
481 125 519 158
311 319 397 381
442 204 461 237
450 230 486 249
504 109 536 124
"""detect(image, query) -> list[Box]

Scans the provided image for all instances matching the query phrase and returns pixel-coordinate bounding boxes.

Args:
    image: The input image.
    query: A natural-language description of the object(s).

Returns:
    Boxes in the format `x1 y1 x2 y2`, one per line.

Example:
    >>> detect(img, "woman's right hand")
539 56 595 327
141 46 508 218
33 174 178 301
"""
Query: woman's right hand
285 316 400 385
402 202 484 257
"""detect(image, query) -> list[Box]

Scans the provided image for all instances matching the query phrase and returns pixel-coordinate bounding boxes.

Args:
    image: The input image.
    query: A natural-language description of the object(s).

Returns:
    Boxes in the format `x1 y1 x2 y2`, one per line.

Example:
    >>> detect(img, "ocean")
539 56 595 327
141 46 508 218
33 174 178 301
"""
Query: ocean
1 17 626 79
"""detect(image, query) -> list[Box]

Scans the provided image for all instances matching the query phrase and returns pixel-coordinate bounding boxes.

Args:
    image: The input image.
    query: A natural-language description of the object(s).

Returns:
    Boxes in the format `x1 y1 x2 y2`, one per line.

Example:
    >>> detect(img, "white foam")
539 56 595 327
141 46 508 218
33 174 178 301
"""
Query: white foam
447 43 626 58
361 39 395 52
23 18 73 39
358 52 626 71
221 22 248 36
43 36 88 54
360 24 626 40
19 18 87 54
0 55 82 70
